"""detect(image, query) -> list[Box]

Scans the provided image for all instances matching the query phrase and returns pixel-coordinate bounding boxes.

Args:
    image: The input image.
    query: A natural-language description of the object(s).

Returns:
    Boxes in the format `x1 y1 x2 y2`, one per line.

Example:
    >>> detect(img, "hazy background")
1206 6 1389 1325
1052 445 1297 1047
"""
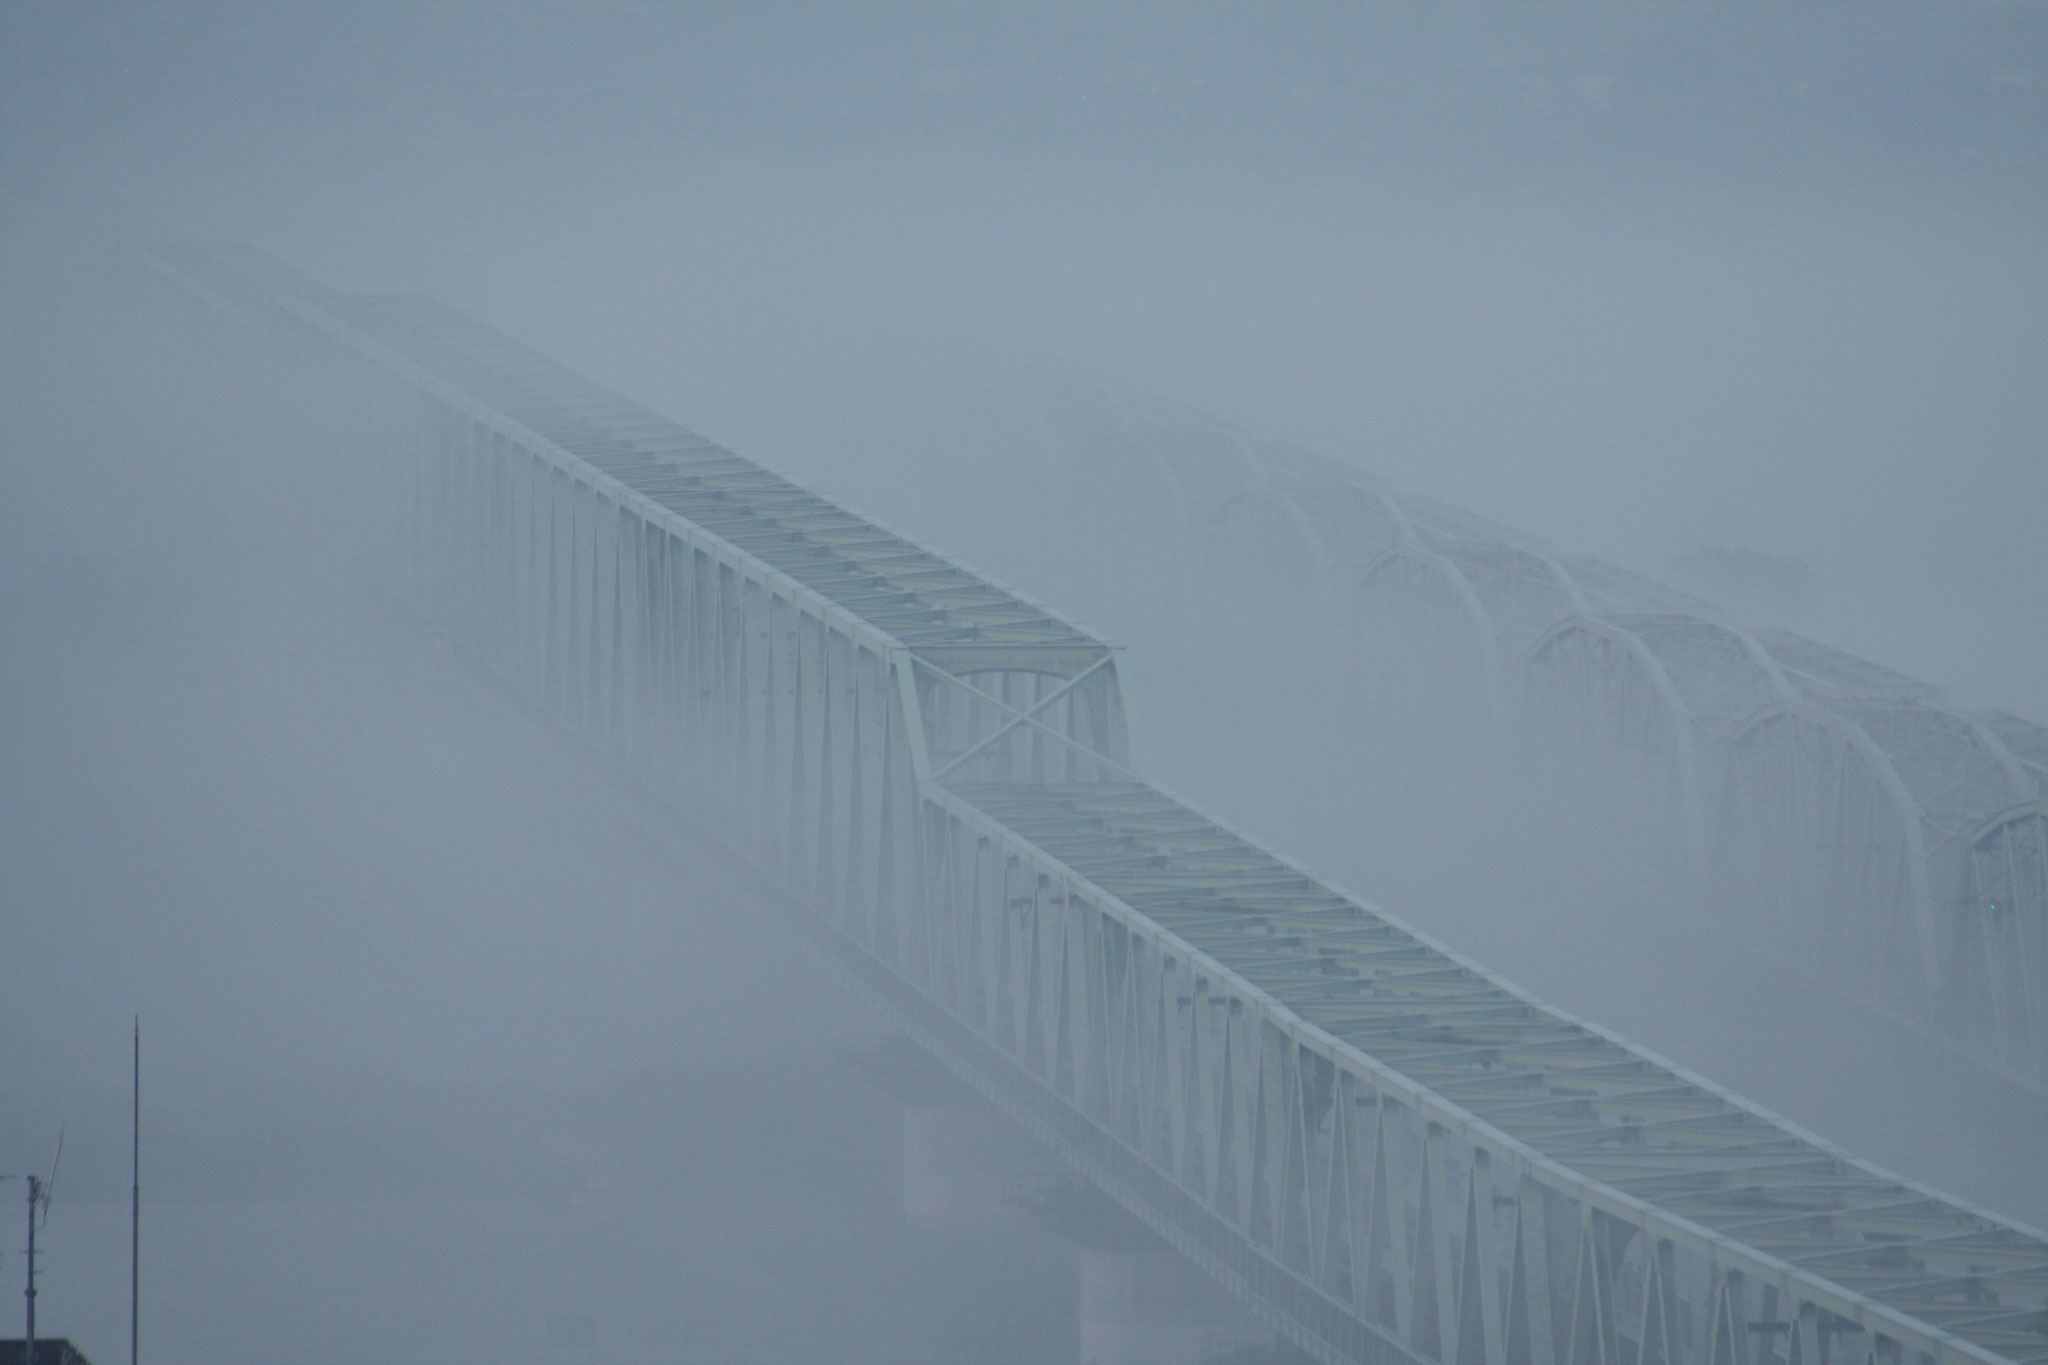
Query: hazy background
4 4 2046 1363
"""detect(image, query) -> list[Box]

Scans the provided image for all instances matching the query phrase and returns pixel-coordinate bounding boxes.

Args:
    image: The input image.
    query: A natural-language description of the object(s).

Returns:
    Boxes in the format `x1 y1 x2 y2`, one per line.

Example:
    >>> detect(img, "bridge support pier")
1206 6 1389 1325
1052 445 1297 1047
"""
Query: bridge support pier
851 1036 1055 1230
1014 1177 1280 1365
1078 1246 1276 1365
900 1097 1044 1228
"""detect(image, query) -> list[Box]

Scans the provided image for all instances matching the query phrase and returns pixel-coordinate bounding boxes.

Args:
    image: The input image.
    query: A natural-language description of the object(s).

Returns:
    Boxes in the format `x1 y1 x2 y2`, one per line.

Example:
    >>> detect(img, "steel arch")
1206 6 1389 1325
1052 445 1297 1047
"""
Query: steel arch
1202 480 1335 605
1429 542 1589 667
1355 543 1505 746
1246 450 1419 589
1836 700 2037 836
1723 701 1940 1004
1963 801 2048 1077
1825 700 2036 999
1524 612 1796 875
1621 615 1795 735
1522 617 1708 873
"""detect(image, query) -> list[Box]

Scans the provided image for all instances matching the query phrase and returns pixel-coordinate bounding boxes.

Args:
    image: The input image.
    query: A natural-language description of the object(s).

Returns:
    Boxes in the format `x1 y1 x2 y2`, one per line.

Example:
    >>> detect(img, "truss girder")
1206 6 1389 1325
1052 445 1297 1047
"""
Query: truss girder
152 243 2048 1365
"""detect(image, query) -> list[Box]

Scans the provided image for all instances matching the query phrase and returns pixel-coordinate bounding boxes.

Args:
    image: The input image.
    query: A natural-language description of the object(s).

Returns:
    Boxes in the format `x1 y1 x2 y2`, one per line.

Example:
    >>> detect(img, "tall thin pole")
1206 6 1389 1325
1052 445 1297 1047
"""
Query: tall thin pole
131 1017 141 1365
25 1175 38 1365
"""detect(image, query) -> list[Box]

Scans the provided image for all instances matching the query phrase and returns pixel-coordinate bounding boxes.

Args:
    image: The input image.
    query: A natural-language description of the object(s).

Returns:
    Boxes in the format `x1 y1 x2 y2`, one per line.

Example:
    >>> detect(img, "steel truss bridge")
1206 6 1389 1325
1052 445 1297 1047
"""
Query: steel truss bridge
996 373 2047 1086
148 243 2048 1365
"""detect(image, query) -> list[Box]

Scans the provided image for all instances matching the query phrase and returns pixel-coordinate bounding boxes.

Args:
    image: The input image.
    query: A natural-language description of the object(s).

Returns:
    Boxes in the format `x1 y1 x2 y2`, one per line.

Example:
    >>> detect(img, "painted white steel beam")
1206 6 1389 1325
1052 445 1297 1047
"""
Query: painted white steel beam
148 242 2048 1365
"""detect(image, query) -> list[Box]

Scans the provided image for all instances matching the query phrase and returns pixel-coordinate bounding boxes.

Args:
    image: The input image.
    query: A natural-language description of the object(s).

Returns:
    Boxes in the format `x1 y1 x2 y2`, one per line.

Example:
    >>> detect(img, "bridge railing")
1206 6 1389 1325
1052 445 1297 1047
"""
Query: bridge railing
914 778 2046 1365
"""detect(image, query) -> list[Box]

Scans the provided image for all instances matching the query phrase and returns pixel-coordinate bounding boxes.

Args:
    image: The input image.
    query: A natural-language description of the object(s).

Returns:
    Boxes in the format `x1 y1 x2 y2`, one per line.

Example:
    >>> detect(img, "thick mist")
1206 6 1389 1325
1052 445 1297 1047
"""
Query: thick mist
6 5 2047 1364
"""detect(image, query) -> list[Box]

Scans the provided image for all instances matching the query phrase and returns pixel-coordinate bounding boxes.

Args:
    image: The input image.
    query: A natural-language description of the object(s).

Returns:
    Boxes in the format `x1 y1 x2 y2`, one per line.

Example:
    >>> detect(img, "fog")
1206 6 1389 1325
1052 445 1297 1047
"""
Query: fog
4 5 2046 1363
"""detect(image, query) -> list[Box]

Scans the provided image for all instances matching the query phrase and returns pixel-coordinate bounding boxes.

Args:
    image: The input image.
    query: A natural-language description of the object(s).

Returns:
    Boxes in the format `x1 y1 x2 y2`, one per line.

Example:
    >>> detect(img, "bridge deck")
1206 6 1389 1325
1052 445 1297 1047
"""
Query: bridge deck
147 249 1102 658
321 293 1102 654
947 782 2048 1362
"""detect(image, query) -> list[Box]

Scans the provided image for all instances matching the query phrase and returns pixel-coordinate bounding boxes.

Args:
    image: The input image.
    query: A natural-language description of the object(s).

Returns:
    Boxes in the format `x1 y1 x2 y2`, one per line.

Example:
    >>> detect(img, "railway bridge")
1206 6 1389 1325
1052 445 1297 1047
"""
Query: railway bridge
926 363 2047 1086
148 243 2048 1365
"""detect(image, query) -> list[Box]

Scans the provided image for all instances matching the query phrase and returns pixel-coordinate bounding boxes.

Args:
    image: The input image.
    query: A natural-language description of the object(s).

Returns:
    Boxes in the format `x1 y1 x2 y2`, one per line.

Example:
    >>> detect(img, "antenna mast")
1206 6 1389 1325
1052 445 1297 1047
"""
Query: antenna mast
23 1128 63 1365
24 1173 40 1365
131 1017 141 1365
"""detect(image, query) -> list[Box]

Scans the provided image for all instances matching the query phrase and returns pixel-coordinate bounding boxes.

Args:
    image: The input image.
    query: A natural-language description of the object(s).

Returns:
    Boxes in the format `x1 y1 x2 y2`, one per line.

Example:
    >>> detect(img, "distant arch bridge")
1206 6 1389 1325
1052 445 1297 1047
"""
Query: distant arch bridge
1010 374 2048 1086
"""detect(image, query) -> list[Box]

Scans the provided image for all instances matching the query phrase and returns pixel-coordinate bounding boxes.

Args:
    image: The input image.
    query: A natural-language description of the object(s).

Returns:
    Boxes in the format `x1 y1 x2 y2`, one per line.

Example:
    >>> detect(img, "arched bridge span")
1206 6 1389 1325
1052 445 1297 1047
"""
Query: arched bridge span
1015 379 2048 1083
